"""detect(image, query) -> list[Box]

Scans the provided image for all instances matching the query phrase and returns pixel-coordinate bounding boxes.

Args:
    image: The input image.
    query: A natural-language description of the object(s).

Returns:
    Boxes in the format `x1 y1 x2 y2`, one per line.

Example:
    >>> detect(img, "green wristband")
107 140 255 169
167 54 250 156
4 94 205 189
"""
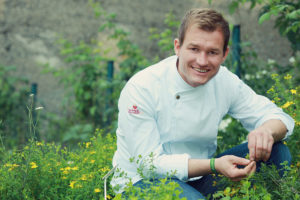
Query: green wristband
210 158 217 174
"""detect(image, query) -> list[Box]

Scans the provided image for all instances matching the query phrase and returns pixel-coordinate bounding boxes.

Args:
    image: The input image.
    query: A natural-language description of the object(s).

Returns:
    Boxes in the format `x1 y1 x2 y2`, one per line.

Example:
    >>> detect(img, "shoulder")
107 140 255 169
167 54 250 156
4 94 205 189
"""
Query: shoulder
118 56 177 111
127 56 176 89
213 66 242 88
216 66 239 81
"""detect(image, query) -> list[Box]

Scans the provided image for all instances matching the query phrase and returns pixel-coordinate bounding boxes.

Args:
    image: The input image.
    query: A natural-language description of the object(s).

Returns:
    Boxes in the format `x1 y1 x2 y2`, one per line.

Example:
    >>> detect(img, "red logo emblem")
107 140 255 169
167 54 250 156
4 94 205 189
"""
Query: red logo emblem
128 104 140 114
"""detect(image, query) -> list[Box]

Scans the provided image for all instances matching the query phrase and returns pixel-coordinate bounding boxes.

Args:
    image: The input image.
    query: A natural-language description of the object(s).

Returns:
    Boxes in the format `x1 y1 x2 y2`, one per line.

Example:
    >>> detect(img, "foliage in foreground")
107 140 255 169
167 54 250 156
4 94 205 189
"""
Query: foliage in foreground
0 130 187 200
0 130 116 200
213 162 300 200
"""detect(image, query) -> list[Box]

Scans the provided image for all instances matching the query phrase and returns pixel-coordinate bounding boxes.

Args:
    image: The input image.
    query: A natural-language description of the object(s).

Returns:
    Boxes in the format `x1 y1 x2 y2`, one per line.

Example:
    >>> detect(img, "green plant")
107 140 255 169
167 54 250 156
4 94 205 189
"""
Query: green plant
0 129 116 199
0 65 29 150
212 162 300 199
43 1 152 146
266 72 300 161
117 178 186 200
113 153 186 200
149 11 180 60
220 0 300 52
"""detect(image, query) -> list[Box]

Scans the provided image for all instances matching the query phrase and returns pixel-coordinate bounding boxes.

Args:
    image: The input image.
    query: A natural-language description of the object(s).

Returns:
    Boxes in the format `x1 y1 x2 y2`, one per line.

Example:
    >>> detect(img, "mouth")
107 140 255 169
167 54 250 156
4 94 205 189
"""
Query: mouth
192 67 209 73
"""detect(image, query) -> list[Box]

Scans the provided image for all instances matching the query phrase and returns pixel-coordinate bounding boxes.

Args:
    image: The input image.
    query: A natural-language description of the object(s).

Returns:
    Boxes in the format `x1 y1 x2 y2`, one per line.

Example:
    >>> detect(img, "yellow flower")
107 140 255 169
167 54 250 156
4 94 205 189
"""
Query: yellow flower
36 142 43 146
30 162 38 169
284 74 292 80
271 73 278 79
94 188 101 193
80 175 87 181
64 166 71 171
86 142 91 148
283 141 287 145
281 101 294 109
90 151 96 155
107 194 112 199
291 89 297 94
90 160 95 164
69 181 76 189
71 166 78 170
62 176 67 179
100 167 110 173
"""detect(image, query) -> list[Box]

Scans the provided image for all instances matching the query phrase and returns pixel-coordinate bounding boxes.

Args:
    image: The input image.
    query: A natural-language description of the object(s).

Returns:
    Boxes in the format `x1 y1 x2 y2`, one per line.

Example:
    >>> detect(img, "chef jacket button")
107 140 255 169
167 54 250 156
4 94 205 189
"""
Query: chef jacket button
176 95 180 100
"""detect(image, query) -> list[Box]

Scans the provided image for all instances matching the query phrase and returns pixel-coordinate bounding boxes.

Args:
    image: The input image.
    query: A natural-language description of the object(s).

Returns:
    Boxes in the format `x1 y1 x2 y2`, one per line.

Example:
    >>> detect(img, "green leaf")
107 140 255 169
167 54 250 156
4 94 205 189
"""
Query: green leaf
287 10 300 20
258 12 271 24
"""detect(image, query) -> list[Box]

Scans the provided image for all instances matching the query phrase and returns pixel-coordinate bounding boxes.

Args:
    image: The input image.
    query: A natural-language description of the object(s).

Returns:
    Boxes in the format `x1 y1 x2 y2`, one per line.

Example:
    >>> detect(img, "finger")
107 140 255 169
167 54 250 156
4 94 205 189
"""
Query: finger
244 161 256 174
230 161 253 178
256 136 263 161
261 135 269 161
264 140 273 162
232 156 251 166
250 162 256 174
246 161 256 175
248 135 256 161
231 161 256 181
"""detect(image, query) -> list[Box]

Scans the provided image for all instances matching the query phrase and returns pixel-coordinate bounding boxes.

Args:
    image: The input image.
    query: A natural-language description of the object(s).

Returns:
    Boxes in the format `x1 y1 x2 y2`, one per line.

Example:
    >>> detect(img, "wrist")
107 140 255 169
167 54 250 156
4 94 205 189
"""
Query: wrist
210 158 217 174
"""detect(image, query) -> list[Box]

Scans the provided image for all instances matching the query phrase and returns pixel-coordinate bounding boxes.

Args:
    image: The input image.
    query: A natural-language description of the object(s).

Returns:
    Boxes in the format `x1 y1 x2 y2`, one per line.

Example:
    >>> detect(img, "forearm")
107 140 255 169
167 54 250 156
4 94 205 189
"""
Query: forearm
188 156 255 181
257 119 287 142
188 159 212 178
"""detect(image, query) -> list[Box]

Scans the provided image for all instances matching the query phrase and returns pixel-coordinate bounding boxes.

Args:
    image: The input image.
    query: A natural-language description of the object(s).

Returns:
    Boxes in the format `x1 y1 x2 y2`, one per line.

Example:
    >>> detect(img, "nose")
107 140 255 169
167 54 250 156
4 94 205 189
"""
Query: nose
196 52 208 66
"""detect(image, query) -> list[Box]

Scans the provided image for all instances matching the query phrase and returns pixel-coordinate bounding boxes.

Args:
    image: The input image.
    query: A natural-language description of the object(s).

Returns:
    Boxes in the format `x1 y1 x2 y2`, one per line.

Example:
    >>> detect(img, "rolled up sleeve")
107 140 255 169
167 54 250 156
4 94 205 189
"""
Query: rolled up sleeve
228 78 294 139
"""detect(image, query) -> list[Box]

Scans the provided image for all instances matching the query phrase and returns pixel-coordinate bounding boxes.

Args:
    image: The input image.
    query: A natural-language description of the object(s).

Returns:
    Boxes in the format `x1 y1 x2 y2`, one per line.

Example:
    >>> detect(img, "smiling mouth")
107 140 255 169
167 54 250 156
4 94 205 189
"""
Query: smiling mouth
192 67 209 73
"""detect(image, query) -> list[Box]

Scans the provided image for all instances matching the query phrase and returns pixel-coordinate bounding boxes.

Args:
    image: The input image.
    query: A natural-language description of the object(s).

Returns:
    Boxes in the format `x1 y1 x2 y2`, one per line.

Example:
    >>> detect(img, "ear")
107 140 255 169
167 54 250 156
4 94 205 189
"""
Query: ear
174 38 181 56
221 47 230 63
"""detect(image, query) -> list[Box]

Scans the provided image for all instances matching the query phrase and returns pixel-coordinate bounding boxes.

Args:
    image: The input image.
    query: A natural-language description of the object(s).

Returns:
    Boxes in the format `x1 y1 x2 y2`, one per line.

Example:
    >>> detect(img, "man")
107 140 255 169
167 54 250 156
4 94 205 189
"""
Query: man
111 8 294 199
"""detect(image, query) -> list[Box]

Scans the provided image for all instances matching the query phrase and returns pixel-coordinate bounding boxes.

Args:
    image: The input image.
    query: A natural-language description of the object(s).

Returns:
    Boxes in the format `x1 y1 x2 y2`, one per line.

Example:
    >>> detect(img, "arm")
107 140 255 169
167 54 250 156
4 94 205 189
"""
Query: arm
188 156 256 181
228 75 294 162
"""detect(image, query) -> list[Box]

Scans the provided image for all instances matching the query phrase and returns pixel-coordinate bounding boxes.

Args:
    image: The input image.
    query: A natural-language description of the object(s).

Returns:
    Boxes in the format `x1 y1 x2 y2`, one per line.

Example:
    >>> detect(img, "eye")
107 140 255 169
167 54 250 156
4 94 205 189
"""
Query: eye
208 51 218 55
190 48 199 52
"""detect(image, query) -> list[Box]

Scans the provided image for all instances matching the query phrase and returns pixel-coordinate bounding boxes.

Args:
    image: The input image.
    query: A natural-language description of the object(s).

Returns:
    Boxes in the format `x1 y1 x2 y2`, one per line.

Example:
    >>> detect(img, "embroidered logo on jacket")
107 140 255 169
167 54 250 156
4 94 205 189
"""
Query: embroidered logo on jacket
128 104 140 114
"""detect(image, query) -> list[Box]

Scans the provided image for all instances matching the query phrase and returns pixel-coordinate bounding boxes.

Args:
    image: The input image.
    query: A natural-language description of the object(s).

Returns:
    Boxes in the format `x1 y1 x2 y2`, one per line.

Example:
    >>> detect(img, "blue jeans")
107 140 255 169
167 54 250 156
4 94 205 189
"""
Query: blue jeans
132 142 291 200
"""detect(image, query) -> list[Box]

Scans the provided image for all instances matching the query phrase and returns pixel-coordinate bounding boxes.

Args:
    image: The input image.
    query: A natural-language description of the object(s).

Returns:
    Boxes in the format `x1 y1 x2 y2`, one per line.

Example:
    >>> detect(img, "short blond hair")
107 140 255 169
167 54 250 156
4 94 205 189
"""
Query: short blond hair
178 8 230 53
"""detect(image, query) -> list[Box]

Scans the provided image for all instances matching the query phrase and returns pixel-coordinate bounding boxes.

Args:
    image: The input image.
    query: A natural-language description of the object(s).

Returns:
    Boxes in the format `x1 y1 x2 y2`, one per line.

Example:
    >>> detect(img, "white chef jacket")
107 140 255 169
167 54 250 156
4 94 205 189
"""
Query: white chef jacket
111 55 294 192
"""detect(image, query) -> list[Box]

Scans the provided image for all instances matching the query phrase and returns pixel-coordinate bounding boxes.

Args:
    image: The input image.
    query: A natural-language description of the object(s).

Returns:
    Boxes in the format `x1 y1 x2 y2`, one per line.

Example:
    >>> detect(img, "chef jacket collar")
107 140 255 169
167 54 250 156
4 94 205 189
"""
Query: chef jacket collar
168 56 197 96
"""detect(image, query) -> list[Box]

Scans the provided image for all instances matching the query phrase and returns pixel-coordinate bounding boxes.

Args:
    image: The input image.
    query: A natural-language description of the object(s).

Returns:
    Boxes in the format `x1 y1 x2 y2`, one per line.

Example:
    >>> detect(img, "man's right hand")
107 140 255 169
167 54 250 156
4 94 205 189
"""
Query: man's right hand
215 155 256 181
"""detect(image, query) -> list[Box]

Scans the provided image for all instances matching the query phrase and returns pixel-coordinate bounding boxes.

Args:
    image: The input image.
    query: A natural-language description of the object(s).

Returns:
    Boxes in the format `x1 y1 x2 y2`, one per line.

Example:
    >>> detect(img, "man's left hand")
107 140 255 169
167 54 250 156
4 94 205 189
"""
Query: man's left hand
247 128 274 162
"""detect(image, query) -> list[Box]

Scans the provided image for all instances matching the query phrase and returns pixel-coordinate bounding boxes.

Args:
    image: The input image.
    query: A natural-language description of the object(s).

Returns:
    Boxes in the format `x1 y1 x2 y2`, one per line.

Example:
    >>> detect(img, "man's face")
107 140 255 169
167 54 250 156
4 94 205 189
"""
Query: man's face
174 24 229 87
